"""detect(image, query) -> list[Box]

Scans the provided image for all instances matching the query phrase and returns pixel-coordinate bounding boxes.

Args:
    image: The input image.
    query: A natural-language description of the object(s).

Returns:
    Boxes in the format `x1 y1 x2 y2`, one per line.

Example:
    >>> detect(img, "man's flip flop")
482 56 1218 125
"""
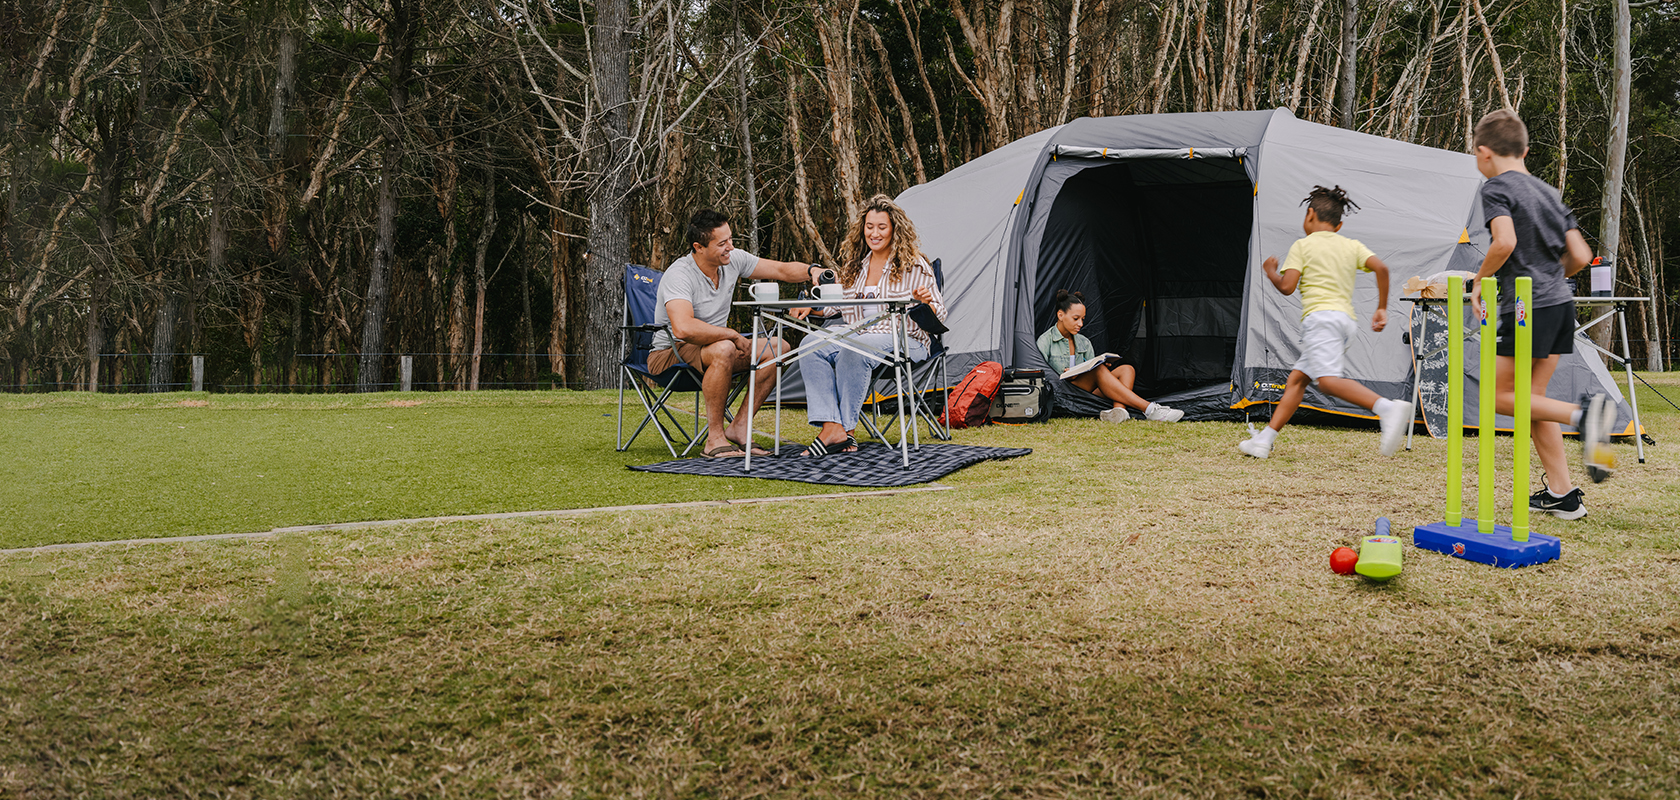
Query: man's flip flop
701 443 745 458
727 439 772 456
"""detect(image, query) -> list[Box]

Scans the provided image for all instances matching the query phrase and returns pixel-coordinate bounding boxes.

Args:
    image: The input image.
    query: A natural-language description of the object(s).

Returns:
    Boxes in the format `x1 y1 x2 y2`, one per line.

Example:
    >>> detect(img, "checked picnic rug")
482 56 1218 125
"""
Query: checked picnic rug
627 442 1031 487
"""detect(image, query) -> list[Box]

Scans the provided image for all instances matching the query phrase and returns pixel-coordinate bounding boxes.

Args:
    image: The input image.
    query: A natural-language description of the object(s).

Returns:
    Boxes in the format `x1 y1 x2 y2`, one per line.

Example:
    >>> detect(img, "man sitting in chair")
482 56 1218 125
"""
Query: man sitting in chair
650 209 825 458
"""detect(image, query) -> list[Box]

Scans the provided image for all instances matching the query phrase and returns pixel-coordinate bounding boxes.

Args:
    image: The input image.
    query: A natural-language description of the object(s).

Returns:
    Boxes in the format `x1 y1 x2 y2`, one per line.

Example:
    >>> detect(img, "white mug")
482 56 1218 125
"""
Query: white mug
817 284 844 301
751 282 778 303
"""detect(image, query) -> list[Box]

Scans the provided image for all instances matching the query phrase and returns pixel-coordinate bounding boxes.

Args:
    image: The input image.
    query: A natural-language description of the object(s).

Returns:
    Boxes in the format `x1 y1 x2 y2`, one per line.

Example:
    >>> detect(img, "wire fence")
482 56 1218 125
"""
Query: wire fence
3 353 595 393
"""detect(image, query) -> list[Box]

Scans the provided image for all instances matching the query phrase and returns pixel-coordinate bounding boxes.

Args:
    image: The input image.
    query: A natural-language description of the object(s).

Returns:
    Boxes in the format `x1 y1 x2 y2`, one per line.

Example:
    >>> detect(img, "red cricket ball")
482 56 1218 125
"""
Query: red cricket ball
1330 547 1359 575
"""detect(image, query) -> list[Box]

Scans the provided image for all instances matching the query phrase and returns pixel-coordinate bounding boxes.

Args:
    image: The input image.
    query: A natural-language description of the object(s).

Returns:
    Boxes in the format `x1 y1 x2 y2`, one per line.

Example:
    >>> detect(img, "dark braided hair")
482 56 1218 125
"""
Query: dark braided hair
1301 185 1359 226
1053 289 1086 314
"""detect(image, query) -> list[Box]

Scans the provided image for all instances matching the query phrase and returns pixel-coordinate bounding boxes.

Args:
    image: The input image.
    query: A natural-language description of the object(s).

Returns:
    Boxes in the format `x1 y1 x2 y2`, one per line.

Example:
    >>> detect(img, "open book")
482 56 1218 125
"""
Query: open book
1059 353 1123 380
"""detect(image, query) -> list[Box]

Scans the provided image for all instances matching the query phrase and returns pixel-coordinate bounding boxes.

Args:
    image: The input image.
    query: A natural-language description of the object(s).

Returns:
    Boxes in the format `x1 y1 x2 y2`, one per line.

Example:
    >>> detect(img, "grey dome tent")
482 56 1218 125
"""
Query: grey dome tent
892 107 1638 433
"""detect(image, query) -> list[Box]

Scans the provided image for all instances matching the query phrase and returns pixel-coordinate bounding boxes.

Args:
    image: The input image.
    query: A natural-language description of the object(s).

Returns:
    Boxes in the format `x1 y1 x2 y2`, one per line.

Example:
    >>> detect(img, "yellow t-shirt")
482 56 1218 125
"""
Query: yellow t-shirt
1280 231 1376 321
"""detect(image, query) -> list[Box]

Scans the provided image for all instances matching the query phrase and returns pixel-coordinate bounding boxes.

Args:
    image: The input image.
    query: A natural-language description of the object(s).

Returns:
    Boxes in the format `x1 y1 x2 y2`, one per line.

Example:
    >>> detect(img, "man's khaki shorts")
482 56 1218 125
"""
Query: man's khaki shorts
647 341 708 376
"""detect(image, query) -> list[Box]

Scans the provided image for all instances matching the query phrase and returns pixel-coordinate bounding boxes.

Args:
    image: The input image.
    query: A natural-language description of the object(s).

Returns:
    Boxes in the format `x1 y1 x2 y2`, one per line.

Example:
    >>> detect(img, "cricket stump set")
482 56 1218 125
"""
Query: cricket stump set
1411 274 1563 568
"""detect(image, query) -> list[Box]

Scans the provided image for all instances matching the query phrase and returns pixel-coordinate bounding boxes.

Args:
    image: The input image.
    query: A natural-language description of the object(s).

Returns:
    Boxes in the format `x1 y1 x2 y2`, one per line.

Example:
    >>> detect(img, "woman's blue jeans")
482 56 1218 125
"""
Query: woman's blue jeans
801 332 927 432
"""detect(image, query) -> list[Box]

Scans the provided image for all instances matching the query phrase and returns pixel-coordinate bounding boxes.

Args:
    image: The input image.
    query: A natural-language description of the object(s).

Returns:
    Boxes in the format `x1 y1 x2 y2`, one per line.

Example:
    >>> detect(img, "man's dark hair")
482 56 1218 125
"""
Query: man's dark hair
687 209 731 251
1301 185 1359 226
1473 109 1528 158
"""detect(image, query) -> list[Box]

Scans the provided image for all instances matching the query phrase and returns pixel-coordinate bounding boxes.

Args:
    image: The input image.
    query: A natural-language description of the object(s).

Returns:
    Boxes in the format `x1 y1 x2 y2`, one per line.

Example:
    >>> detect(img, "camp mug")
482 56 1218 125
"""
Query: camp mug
818 284 844 301
751 282 778 303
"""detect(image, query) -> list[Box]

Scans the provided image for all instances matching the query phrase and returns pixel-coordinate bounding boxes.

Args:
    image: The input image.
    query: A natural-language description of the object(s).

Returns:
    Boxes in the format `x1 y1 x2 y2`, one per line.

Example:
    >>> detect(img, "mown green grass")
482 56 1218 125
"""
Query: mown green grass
2 375 1678 797
0 391 865 548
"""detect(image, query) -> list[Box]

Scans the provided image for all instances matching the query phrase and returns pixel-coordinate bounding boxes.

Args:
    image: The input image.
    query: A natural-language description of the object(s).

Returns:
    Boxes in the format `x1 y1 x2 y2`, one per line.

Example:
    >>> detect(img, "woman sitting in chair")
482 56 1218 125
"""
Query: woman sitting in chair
1039 289 1183 423
800 194 947 456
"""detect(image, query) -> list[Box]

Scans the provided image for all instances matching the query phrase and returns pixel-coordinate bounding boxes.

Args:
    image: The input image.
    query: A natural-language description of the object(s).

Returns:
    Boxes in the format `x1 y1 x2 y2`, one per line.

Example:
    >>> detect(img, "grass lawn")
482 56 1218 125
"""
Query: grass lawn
2 375 1678 797
0 391 875 549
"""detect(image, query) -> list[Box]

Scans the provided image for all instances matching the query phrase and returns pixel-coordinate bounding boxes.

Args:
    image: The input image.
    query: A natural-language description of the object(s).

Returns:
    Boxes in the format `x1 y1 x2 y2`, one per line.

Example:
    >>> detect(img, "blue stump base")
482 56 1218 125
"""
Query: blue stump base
1412 520 1562 568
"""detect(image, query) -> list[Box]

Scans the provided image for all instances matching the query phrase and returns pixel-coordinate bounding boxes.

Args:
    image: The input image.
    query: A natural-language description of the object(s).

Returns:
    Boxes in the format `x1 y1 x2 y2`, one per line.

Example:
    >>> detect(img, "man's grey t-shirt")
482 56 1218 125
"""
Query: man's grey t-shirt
651 249 761 350
1480 170 1579 313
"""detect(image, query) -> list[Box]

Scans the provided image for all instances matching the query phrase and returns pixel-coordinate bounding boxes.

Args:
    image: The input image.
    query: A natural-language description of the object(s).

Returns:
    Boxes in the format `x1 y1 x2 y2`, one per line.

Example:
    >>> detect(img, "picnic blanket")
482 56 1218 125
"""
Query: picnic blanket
628 442 1031 487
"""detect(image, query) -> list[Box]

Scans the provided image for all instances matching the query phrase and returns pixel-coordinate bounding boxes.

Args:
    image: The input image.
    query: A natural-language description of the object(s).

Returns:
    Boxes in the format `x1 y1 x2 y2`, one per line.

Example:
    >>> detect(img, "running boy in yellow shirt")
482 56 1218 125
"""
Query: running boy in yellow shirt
1238 185 1413 459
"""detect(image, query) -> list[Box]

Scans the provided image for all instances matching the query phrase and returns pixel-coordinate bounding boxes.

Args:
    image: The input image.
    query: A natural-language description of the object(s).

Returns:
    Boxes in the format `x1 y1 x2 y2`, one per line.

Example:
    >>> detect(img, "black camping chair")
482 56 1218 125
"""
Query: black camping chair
861 258 952 443
616 263 745 457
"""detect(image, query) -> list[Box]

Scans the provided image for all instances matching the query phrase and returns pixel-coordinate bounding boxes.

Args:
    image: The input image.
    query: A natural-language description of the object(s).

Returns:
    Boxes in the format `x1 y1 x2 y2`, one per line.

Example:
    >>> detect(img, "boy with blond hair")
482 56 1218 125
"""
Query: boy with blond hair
1469 109 1613 520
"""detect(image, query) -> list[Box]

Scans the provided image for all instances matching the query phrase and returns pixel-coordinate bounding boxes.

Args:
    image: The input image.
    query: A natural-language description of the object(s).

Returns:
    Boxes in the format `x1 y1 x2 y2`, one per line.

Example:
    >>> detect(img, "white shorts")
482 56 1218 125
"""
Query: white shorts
1293 310 1356 383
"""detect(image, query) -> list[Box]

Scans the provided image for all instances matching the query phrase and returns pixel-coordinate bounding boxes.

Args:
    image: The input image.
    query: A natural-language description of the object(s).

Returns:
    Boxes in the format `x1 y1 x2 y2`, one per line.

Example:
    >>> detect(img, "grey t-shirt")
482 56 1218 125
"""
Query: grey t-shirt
651 249 761 350
1480 170 1579 313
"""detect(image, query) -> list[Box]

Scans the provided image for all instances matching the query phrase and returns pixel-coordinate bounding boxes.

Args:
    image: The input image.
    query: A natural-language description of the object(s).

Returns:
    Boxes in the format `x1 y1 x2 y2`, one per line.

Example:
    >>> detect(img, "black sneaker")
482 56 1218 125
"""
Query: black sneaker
1529 486 1587 520
1580 393 1616 483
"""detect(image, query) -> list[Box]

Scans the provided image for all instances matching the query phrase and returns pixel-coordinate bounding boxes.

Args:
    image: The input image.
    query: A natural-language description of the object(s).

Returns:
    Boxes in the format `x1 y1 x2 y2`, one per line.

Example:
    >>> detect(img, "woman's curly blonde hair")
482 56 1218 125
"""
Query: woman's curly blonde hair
837 194 926 287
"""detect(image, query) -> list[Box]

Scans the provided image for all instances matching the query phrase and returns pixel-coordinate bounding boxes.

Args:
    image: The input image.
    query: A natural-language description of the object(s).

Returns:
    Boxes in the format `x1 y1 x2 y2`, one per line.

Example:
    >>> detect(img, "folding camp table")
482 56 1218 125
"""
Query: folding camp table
1402 294 1652 463
736 297 926 470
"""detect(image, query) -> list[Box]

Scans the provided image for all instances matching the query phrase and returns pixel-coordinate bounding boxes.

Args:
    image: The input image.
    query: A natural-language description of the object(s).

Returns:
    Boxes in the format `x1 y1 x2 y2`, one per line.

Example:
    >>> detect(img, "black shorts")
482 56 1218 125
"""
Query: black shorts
1496 300 1575 357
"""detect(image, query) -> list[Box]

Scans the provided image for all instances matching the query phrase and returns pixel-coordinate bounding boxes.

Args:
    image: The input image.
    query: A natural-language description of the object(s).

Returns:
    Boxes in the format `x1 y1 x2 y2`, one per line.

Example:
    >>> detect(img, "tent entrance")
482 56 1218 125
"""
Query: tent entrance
1034 157 1252 395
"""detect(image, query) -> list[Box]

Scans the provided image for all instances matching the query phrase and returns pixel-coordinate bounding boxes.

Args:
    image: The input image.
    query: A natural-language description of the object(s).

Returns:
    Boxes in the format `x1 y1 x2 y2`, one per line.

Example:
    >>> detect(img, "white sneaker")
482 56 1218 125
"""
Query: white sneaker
1238 437 1272 459
1145 403 1185 422
1099 407 1132 423
1377 400 1413 457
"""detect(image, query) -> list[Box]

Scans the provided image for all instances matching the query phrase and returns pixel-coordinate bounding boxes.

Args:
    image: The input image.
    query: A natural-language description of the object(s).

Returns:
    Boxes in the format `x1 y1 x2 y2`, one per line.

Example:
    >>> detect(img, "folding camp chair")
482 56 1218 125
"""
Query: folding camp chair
861 258 952 443
616 264 744 457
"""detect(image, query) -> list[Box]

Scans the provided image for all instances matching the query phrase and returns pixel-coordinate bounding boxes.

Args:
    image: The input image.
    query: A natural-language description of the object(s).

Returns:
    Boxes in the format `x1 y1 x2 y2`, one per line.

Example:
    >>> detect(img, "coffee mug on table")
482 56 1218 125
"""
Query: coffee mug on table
751 282 778 303
817 284 844 301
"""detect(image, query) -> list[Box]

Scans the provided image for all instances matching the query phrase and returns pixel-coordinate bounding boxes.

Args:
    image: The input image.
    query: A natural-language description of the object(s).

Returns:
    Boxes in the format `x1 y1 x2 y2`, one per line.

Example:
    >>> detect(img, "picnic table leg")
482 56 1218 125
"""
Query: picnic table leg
894 310 909 468
773 316 783 457
745 311 760 471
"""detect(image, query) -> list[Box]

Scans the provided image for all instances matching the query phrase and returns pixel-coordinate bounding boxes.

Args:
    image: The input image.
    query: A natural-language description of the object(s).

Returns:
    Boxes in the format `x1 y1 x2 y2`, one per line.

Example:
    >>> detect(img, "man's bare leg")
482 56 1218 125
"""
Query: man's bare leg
699 340 749 455
724 337 789 451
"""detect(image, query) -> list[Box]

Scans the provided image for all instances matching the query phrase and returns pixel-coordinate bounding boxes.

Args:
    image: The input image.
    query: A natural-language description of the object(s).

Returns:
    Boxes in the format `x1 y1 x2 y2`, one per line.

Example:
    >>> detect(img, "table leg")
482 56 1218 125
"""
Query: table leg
745 312 760 471
894 311 909 468
1615 304 1646 463
773 317 783 457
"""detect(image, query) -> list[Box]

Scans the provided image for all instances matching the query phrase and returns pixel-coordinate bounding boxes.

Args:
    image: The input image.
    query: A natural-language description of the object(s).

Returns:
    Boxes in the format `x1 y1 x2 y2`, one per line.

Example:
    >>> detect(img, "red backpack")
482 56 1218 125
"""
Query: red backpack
942 361 1003 429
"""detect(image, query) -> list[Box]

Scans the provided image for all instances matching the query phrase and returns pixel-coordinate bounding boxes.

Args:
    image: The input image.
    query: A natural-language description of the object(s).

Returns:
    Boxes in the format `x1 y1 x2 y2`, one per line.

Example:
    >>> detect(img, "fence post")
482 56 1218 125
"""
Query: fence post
400 355 413 392
192 356 204 392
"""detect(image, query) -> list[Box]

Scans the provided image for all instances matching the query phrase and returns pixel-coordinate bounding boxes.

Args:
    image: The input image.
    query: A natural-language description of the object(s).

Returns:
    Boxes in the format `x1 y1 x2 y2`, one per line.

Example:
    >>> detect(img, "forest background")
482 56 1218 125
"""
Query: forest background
1 0 1676 394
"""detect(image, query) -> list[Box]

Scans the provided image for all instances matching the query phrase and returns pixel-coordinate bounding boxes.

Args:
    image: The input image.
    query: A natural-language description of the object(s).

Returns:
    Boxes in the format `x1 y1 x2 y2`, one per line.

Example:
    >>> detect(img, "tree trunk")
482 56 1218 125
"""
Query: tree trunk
735 9 760 249
359 0 417 391
469 169 498 391
894 0 951 173
548 206 569 388
864 21 928 184
1288 0 1324 112
1057 0 1084 124
1591 0 1630 356
1339 0 1357 127
1457 0 1473 150
585 0 635 389
1555 0 1568 193
1468 0 1513 109
1627 185 1662 371
787 77 839 267
815 4 863 223
148 292 179 391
